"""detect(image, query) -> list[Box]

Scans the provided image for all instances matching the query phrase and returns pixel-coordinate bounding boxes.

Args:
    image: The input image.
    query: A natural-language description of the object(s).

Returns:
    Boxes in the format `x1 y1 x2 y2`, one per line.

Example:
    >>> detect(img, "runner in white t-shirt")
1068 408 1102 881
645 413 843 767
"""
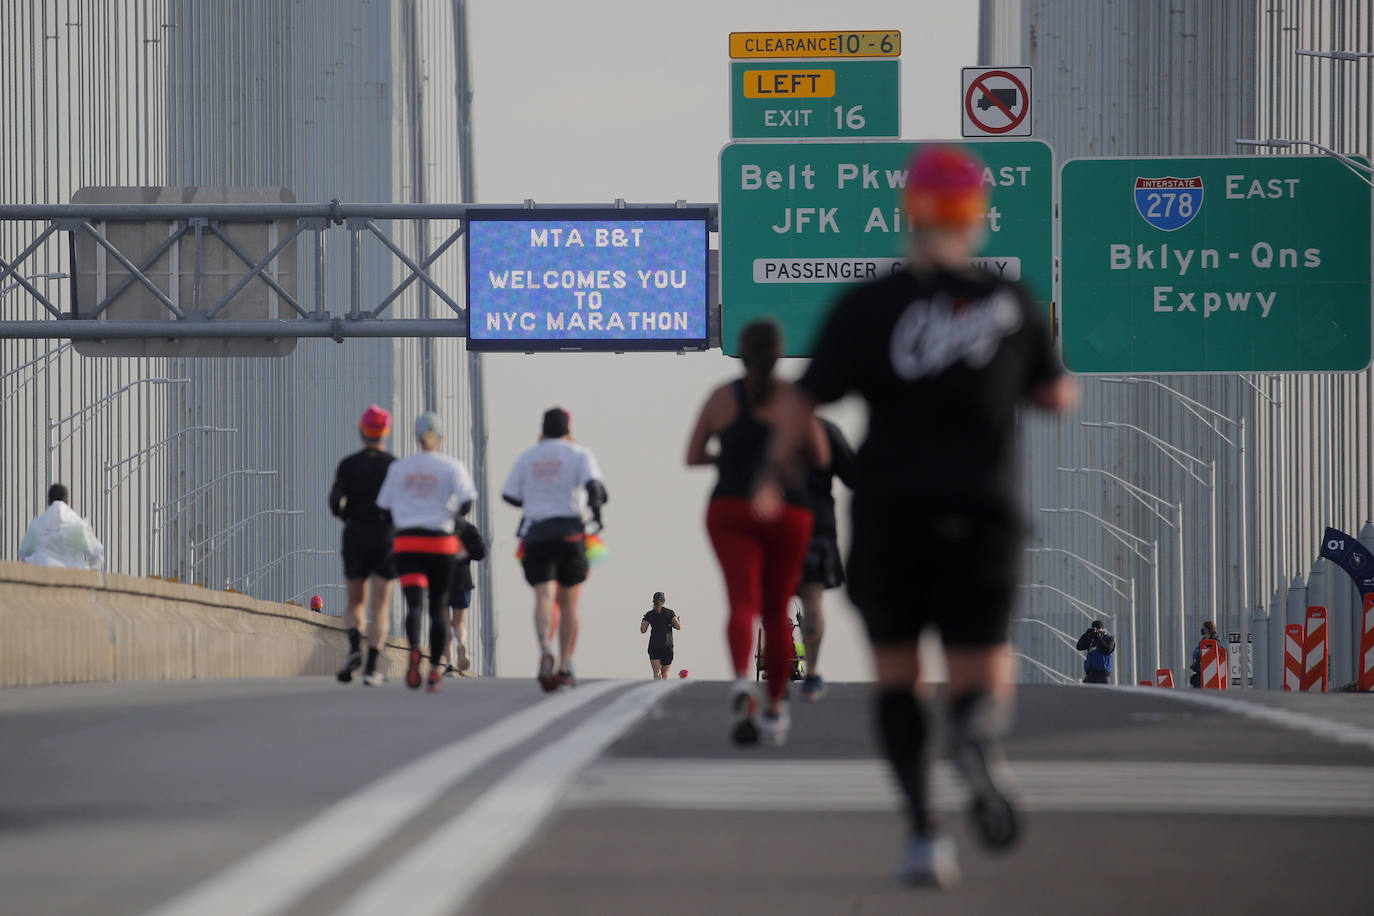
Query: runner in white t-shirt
376 411 476 694
501 407 607 691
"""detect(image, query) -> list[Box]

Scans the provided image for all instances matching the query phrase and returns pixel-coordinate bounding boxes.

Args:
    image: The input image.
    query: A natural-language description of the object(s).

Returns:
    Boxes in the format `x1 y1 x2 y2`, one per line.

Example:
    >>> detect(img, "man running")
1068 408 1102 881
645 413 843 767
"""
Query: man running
761 145 1076 885
376 412 476 694
502 407 607 691
444 518 487 676
641 591 681 679
796 418 858 702
329 405 396 686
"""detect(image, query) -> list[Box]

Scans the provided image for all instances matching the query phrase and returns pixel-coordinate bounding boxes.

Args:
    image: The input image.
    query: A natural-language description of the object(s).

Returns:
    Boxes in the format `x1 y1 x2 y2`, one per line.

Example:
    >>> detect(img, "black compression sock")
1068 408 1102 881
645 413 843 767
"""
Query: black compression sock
347 627 362 653
876 688 936 836
948 689 1006 748
364 647 380 674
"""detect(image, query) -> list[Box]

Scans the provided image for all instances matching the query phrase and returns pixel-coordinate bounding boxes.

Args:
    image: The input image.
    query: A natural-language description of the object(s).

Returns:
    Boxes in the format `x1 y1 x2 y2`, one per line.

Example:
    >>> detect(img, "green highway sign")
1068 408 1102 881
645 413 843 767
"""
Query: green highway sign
718 139 1054 356
1060 155 1372 373
730 60 899 139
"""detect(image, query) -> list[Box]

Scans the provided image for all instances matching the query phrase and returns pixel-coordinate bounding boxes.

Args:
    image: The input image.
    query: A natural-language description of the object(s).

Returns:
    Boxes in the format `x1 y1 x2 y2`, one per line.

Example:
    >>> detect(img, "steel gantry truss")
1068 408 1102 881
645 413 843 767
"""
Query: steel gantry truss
0 200 718 341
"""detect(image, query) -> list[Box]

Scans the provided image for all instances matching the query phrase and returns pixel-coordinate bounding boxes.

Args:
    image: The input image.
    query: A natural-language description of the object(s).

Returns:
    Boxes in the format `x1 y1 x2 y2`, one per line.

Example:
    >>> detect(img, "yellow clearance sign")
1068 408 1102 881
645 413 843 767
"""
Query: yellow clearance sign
742 69 836 99
729 30 901 59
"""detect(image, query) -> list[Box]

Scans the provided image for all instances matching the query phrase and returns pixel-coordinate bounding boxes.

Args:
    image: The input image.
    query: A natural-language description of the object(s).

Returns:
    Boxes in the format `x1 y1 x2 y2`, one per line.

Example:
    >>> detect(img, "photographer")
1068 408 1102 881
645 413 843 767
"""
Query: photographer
1075 620 1115 685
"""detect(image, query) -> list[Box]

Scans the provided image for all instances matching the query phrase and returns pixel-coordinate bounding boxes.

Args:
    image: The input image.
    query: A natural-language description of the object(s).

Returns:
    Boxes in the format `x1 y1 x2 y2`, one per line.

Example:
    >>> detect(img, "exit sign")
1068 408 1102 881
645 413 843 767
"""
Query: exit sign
730 59 899 139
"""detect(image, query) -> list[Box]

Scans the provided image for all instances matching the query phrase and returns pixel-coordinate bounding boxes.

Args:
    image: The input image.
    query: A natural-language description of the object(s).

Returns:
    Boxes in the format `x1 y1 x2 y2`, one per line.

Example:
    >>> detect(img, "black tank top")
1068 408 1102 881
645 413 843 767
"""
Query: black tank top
710 379 807 506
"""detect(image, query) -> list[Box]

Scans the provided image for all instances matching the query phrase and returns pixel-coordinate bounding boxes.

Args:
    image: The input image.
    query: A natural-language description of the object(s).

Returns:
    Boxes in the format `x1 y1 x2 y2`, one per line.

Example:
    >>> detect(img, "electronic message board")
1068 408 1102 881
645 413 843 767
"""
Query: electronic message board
465 209 710 351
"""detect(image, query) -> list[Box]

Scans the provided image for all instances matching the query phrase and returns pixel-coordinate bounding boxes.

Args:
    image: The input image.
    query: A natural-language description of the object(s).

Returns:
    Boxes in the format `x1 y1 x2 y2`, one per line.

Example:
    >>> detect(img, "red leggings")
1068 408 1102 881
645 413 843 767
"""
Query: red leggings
706 497 813 703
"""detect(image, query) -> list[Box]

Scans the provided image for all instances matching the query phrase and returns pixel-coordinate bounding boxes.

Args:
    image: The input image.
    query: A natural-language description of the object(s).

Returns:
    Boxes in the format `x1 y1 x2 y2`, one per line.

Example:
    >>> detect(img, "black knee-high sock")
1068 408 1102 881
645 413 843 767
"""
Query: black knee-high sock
364 647 380 674
347 627 362 653
877 688 935 836
947 689 1006 751
403 585 425 647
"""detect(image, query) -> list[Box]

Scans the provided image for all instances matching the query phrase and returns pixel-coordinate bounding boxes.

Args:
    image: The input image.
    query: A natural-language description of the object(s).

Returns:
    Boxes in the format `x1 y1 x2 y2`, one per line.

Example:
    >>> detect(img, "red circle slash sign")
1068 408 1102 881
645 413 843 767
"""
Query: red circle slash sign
964 70 1029 134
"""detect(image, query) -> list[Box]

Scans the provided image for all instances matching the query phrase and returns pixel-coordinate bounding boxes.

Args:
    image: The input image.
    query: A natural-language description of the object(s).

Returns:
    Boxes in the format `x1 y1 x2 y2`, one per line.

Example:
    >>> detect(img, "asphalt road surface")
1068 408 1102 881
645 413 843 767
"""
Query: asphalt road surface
2 677 1371 915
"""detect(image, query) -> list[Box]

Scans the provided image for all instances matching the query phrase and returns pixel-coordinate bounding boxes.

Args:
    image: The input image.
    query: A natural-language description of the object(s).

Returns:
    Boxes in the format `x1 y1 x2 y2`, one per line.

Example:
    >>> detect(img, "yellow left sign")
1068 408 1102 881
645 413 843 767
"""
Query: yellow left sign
742 69 836 99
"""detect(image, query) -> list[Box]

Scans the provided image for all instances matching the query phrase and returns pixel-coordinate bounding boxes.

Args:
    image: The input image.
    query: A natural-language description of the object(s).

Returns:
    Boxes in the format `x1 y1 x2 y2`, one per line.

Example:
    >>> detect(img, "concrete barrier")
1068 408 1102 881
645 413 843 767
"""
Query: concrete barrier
0 561 414 687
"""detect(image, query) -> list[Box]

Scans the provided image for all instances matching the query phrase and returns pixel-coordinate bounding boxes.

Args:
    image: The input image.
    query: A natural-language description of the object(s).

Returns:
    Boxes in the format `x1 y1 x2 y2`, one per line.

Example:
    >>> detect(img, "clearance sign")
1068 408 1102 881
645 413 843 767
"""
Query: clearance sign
729 30 901 58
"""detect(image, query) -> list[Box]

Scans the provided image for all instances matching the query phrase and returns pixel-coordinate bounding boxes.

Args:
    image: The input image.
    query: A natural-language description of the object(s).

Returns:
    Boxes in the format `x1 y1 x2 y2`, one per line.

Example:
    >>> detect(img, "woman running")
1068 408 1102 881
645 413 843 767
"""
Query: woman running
686 319 828 746
375 412 476 693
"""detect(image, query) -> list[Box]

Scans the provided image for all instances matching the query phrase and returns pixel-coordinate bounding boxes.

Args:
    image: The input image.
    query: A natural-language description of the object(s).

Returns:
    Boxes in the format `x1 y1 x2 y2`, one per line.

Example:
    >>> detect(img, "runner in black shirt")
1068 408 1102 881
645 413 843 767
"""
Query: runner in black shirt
760 146 1076 886
443 519 487 676
328 405 397 686
640 591 681 678
796 418 858 702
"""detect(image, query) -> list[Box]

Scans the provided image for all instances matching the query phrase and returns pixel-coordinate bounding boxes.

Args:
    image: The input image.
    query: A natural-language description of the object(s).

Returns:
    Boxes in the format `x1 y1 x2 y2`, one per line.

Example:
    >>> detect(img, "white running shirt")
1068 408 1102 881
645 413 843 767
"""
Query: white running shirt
502 438 603 531
376 450 476 532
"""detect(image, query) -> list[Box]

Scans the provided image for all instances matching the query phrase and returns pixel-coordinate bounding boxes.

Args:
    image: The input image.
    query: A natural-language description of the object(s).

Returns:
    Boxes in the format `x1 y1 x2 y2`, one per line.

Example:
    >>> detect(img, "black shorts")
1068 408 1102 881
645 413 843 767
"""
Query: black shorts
342 523 396 581
449 589 472 610
522 538 589 587
798 534 845 590
846 508 1020 648
648 646 674 665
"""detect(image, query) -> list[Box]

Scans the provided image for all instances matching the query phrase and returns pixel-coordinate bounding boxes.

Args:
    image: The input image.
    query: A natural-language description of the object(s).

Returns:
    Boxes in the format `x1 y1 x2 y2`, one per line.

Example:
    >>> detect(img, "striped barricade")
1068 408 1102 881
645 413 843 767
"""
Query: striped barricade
1303 606 1328 693
1155 668 1174 688
1361 594 1374 693
1198 638 1223 689
1283 624 1304 692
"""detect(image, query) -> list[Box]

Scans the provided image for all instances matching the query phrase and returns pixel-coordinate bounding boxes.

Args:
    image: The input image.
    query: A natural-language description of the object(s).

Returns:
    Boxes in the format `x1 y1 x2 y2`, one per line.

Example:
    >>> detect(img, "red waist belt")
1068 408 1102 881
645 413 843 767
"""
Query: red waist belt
393 534 460 555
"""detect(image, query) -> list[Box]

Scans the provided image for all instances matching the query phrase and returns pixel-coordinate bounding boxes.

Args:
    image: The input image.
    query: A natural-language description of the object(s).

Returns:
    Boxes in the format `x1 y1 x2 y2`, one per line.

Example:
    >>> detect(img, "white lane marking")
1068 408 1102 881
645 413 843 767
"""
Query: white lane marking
565 759 1374 816
141 679 630 916
335 679 686 916
1108 685 1374 752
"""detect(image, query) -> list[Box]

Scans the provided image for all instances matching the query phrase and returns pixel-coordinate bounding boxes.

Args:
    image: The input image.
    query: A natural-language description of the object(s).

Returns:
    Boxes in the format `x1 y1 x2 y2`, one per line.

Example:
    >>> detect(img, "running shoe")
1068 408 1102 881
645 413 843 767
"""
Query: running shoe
443 663 459 678
729 682 760 746
757 704 790 747
557 666 576 688
362 671 386 687
951 726 1021 850
405 648 423 690
893 834 960 888
336 649 362 684
455 642 471 672
799 674 827 702
537 650 558 692
425 667 443 693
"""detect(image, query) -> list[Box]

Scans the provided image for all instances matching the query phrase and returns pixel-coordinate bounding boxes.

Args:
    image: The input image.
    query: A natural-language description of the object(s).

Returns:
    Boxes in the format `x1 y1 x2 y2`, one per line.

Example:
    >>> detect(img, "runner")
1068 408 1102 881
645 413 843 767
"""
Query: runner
444 518 487 676
760 146 1076 885
375 412 477 694
640 591 681 679
796 418 858 702
686 318 828 747
501 407 607 691
328 405 396 687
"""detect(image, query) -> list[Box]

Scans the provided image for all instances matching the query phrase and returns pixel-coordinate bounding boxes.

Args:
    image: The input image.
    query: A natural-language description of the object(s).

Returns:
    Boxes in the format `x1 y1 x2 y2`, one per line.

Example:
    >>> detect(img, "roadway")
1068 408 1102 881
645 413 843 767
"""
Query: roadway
1 677 1371 915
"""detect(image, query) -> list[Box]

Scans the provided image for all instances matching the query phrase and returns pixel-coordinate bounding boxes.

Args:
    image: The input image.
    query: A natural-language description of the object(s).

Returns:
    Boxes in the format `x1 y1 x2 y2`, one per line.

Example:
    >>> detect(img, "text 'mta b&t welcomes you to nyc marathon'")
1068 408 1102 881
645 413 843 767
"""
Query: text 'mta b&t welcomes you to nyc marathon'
466 213 709 351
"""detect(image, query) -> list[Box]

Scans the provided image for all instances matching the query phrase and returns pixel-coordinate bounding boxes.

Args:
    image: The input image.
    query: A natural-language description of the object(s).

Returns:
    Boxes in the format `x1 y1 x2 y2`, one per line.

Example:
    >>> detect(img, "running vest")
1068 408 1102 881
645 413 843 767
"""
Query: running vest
710 379 806 506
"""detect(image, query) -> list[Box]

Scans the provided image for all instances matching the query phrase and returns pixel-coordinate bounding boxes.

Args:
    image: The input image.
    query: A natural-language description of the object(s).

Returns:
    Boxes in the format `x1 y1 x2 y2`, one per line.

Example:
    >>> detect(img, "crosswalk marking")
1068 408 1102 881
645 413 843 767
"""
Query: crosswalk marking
566 758 1374 816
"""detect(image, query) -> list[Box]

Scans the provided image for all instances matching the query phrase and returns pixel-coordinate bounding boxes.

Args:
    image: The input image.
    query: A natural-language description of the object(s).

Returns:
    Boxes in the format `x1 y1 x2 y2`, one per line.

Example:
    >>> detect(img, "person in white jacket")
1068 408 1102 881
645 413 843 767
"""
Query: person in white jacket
18 484 104 570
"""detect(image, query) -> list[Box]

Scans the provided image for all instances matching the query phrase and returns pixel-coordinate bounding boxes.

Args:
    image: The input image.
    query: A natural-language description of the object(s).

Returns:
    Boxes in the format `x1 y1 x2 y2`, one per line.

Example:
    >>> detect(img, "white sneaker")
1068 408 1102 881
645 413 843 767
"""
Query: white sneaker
894 834 960 888
362 671 386 687
757 703 790 747
455 642 471 672
729 680 760 746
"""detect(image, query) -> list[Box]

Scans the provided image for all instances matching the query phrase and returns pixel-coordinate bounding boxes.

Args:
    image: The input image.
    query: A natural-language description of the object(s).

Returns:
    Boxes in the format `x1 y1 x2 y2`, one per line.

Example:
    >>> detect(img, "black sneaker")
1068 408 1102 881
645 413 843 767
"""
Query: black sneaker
730 683 760 746
537 651 558 692
951 731 1021 850
557 667 576 688
336 650 362 684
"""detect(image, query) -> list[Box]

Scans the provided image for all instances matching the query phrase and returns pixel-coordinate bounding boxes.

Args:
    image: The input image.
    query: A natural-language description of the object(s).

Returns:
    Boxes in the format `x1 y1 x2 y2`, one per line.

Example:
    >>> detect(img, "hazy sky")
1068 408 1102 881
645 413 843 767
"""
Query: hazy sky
467 1 978 681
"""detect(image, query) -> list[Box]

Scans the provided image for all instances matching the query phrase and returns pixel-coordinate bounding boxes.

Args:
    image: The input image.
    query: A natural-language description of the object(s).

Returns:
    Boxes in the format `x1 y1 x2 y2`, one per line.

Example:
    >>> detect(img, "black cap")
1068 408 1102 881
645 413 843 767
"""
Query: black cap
542 407 570 438
1202 620 1217 634
653 591 665 602
47 483 69 505
1091 619 1104 629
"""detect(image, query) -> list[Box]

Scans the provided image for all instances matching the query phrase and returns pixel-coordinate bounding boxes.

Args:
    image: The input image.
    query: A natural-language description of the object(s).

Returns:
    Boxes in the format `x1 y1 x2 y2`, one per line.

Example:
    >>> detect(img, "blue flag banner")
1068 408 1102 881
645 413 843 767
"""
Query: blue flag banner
1318 526 1374 595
